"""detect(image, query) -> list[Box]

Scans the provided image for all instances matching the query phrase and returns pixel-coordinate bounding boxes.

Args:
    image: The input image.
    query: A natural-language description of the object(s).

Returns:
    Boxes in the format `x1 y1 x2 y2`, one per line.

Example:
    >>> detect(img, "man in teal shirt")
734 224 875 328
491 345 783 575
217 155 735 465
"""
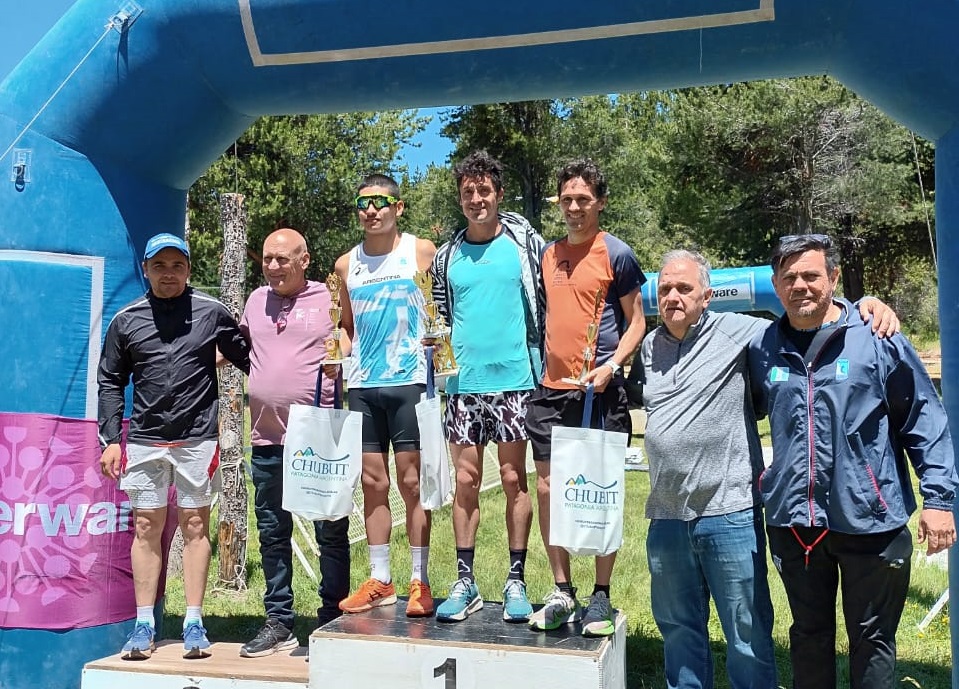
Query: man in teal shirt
430 150 545 622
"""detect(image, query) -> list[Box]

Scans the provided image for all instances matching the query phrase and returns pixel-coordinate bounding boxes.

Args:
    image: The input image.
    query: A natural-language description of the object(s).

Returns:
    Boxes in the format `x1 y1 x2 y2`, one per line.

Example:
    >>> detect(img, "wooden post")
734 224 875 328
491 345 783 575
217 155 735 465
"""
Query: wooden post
217 192 248 588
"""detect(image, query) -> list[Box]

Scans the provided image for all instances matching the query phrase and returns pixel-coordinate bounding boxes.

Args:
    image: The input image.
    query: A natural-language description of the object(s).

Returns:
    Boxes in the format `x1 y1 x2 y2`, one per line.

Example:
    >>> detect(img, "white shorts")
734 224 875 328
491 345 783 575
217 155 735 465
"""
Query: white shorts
120 439 221 509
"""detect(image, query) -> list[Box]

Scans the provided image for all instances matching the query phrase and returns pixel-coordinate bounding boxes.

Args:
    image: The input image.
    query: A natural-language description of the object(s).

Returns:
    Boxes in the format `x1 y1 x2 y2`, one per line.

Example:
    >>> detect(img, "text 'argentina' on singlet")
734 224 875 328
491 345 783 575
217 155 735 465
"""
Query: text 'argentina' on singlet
346 232 427 388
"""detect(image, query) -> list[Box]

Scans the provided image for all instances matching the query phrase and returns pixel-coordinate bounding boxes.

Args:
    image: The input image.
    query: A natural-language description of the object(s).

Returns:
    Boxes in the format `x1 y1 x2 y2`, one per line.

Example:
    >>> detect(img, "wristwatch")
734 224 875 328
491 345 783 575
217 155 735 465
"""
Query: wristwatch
605 360 622 375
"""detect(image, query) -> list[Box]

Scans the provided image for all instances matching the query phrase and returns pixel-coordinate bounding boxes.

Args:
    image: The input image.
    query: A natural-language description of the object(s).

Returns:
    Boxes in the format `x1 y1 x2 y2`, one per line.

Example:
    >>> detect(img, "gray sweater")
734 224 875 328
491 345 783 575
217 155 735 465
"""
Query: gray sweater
640 311 767 520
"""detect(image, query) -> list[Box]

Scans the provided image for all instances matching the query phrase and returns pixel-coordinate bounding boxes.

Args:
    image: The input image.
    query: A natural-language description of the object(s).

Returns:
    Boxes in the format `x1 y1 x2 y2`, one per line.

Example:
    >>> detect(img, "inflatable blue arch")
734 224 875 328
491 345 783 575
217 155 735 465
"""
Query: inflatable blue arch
0 1 956 686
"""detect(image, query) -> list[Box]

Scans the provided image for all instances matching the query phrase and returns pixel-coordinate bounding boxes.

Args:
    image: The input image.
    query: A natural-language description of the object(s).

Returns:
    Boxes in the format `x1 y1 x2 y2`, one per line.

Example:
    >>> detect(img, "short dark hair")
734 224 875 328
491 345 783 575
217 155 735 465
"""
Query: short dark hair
557 158 608 199
357 173 400 198
771 234 840 274
453 150 504 192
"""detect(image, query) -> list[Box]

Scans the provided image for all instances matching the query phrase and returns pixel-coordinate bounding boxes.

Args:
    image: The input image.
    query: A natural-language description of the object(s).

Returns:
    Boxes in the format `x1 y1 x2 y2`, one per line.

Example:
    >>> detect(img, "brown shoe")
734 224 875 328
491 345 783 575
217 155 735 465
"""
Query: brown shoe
406 579 434 617
338 578 397 613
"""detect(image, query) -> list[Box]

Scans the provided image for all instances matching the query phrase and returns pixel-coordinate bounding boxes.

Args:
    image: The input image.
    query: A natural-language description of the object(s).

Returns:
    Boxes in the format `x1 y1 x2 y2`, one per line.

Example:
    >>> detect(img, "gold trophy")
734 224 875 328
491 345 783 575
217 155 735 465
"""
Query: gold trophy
413 270 458 377
562 287 605 385
325 273 346 364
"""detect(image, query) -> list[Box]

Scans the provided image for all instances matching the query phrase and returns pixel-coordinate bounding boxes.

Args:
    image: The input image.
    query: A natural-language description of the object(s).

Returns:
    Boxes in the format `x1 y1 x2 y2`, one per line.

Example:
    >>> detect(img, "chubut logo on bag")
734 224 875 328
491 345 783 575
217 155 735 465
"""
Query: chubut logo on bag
563 474 619 508
290 447 350 478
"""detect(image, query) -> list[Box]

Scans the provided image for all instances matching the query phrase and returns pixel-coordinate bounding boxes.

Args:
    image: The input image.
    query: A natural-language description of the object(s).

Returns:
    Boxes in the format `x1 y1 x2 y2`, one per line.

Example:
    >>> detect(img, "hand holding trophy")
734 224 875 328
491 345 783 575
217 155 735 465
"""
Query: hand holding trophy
562 287 605 386
413 270 458 377
324 273 347 365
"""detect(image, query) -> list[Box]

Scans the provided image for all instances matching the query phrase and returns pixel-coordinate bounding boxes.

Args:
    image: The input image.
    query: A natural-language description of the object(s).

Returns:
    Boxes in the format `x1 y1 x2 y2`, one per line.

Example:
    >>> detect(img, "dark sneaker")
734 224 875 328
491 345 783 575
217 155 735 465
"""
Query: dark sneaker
121 622 155 660
581 591 615 637
240 618 299 657
315 606 342 630
182 621 212 659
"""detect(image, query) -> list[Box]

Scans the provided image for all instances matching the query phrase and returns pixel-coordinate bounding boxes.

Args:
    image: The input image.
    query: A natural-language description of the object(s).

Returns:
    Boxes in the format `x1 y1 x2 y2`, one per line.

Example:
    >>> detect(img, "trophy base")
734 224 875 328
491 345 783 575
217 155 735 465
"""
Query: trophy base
324 358 348 366
434 368 459 379
560 377 588 387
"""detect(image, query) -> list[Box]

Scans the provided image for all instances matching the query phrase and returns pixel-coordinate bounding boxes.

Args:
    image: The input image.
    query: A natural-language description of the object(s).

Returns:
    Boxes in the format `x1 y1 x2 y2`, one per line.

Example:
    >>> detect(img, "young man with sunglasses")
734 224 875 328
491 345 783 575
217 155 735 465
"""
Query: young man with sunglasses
428 150 545 623
238 228 351 657
334 174 438 617
749 233 957 689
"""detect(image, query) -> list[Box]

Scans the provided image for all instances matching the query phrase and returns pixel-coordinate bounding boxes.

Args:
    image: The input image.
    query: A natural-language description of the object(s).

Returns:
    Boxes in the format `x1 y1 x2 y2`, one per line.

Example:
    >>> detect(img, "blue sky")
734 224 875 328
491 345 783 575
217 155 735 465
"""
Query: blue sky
1 2 452 173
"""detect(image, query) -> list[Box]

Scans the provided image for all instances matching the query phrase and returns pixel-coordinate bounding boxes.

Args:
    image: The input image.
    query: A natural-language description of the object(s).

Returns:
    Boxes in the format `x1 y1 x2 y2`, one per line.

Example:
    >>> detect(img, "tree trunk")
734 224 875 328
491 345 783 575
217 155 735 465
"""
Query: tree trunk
216 193 248 589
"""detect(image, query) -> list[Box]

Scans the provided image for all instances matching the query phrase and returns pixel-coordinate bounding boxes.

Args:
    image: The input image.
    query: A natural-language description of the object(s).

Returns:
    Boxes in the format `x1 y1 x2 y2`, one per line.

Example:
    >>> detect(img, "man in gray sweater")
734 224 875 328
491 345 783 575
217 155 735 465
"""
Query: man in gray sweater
638 249 897 689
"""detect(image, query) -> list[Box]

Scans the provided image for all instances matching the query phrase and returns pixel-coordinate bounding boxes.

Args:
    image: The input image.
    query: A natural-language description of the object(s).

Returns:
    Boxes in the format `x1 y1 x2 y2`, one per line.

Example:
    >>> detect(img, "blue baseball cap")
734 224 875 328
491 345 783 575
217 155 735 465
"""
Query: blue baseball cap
143 233 190 261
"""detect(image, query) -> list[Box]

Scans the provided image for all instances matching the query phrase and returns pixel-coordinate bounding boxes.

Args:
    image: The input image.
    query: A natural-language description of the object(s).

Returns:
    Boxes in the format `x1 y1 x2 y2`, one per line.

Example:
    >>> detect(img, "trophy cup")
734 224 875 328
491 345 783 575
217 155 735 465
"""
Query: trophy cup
325 273 346 365
561 287 605 385
413 270 458 377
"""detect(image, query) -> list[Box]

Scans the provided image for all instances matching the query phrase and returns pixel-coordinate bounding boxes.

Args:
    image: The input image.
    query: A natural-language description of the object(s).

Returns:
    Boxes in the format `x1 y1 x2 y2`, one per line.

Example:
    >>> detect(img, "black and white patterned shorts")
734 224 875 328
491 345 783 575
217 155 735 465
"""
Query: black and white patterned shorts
444 390 531 446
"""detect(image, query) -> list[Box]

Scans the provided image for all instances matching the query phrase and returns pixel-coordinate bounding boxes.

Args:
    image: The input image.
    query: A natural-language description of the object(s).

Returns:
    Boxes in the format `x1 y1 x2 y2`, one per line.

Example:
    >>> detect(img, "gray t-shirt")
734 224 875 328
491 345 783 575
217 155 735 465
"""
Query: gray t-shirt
641 311 767 520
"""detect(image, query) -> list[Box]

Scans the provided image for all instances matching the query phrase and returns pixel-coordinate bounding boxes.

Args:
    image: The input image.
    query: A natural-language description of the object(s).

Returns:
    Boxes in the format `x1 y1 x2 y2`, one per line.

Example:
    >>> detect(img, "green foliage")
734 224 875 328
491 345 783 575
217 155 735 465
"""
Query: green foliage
187 111 426 289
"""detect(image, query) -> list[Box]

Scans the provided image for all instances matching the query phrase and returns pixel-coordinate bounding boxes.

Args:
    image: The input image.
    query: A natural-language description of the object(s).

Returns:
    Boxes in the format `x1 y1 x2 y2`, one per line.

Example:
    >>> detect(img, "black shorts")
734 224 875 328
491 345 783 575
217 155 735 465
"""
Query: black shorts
525 385 631 461
347 384 425 453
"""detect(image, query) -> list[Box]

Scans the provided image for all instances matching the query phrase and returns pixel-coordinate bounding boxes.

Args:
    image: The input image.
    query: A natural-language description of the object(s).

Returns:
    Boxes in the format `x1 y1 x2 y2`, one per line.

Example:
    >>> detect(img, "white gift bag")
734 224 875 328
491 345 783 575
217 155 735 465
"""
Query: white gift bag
416 350 453 510
549 385 628 557
282 403 362 521
416 395 452 510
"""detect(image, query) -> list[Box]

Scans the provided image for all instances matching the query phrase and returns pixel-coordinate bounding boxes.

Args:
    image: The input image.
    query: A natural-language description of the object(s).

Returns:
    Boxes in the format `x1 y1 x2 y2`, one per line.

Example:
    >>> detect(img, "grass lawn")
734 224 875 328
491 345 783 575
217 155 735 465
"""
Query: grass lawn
162 464 952 689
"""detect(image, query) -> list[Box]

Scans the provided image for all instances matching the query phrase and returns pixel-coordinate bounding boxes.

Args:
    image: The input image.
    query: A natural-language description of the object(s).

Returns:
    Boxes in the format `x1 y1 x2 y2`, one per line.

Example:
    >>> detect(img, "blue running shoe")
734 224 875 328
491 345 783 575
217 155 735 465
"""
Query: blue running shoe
121 622 155 660
182 621 212 659
502 579 533 622
436 578 484 622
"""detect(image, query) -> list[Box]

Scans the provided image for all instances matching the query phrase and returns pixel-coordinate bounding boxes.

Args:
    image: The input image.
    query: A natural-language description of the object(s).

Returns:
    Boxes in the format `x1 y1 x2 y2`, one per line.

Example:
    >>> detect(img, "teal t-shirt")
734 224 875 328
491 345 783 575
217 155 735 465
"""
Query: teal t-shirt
445 233 534 394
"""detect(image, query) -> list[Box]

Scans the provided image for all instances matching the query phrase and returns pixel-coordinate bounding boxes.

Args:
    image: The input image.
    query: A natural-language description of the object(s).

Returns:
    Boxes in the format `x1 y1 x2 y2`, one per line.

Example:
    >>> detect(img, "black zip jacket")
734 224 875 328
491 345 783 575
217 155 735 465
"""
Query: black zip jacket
97 287 250 447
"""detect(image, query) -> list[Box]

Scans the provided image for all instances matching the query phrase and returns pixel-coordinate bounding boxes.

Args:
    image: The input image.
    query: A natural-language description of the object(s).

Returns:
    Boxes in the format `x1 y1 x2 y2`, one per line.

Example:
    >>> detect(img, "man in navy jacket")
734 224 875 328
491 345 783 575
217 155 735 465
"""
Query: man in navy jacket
749 233 957 689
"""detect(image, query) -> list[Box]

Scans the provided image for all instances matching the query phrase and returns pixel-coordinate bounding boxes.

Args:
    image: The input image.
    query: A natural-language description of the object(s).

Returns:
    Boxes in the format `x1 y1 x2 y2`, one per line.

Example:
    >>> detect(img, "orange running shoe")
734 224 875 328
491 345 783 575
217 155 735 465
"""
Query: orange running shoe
406 579 434 617
339 578 397 613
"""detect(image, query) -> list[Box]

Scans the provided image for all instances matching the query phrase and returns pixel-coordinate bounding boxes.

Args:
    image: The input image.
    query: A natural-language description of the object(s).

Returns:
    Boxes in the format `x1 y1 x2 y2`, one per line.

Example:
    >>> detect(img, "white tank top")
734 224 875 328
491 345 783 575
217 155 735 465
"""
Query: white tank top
346 233 427 388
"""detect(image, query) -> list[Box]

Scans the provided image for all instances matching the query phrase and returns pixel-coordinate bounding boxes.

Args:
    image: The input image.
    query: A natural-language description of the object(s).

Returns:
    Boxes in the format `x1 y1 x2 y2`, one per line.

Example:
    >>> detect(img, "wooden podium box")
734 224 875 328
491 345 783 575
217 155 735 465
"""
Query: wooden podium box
81 642 309 689
310 599 626 689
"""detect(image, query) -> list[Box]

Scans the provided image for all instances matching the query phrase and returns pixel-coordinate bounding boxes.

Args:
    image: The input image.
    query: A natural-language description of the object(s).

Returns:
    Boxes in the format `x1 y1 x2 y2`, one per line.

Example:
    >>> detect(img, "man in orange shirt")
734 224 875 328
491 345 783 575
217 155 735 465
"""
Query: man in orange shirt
526 159 647 637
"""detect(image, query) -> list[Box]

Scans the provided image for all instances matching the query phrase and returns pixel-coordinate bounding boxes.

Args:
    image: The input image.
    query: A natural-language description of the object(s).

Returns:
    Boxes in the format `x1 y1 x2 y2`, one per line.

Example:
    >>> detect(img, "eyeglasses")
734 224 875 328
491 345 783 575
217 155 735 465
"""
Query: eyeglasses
778 233 832 248
276 297 293 333
354 194 399 211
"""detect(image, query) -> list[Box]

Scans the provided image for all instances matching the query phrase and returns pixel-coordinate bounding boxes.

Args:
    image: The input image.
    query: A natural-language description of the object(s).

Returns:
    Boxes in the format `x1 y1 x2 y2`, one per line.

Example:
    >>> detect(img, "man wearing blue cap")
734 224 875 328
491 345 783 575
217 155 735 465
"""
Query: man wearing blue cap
98 232 250 660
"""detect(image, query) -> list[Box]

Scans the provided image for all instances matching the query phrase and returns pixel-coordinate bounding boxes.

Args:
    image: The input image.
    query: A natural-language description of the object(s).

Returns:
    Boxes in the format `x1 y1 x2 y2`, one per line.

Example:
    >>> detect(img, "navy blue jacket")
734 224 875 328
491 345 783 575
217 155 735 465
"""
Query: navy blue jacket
748 299 957 534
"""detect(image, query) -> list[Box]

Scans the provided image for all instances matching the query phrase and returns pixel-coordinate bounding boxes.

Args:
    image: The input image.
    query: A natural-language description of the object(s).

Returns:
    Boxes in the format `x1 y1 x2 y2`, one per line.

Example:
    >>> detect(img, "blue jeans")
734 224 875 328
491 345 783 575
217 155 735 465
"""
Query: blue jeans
251 445 350 628
647 507 777 689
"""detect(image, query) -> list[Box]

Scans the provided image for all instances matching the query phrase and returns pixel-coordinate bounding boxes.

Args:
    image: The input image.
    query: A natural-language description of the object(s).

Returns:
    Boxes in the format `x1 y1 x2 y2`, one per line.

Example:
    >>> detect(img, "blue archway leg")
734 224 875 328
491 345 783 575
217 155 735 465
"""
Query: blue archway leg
934 128 959 687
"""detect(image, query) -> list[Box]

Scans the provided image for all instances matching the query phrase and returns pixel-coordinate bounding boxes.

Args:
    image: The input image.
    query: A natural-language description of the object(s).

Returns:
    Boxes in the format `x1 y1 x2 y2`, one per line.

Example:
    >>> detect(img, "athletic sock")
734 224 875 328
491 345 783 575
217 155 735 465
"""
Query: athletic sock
456 547 476 582
592 584 611 597
369 544 392 584
557 581 575 597
183 606 202 629
135 606 155 628
507 549 527 581
410 546 430 585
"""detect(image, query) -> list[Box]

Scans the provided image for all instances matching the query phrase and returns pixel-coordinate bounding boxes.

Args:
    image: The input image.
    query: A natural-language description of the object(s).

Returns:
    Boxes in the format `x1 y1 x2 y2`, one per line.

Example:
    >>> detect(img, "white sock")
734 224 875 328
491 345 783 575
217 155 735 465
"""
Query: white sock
369 544 391 584
410 546 429 585
135 606 155 628
184 605 203 628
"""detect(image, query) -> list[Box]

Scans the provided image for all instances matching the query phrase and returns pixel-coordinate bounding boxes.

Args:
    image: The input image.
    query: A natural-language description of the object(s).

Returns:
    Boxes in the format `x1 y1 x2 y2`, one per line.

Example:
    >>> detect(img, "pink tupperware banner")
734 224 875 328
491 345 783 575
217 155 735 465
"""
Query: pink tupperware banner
0 412 134 630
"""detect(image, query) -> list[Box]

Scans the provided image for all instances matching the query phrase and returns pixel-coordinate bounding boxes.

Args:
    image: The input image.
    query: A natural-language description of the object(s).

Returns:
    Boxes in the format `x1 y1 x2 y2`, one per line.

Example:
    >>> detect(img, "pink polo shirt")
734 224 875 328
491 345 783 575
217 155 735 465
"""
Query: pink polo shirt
241 280 335 446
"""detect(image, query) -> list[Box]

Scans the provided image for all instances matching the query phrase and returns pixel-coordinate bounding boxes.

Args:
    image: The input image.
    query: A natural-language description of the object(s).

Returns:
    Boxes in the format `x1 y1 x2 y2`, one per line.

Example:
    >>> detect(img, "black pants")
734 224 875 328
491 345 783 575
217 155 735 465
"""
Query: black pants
251 445 351 628
767 525 912 689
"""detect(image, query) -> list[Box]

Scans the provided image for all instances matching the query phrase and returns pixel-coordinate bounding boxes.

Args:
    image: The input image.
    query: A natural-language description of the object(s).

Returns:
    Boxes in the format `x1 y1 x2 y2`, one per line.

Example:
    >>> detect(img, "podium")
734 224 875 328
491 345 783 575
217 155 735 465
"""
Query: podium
310 599 625 689
81 599 625 689
81 641 308 689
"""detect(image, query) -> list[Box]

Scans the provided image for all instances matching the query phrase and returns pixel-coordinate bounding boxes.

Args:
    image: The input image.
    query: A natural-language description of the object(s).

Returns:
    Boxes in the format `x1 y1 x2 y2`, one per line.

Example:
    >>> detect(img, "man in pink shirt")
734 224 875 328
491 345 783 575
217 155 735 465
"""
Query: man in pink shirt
238 228 350 657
